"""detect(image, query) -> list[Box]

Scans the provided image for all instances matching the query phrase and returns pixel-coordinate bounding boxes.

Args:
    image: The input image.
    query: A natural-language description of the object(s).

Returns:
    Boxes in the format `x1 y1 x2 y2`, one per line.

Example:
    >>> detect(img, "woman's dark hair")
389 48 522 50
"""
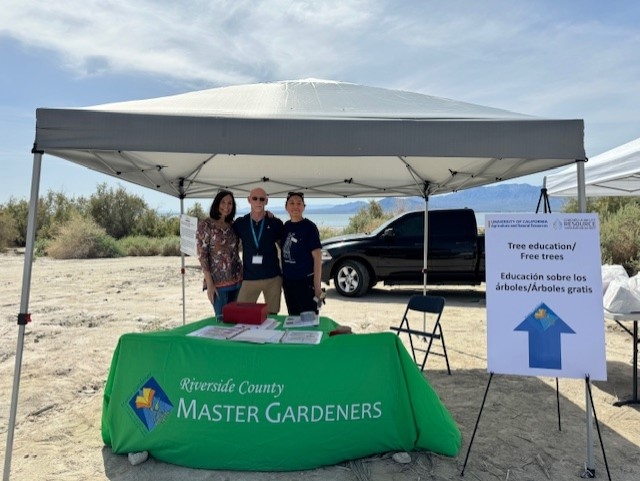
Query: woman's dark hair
210 190 236 222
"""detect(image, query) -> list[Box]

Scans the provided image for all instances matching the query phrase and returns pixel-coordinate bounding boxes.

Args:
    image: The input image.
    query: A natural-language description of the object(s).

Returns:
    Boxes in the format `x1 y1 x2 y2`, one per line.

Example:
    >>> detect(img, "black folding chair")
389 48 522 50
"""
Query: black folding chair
390 294 451 374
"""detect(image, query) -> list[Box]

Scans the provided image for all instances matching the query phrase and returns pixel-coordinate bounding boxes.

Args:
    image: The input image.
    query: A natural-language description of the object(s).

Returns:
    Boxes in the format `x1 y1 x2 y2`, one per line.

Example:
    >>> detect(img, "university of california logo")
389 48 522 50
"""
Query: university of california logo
129 376 173 432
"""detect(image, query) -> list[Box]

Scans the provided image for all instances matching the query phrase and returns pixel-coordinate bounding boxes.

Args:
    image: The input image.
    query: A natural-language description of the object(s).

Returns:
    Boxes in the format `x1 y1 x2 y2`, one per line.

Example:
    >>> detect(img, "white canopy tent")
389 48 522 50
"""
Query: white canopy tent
547 136 640 200
35 79 585 199
4 79 585 480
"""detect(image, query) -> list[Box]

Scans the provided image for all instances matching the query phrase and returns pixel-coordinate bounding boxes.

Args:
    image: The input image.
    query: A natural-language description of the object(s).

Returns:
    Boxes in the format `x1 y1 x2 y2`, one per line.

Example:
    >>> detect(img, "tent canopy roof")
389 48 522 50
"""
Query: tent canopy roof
34 79 585 199
546 136 640 197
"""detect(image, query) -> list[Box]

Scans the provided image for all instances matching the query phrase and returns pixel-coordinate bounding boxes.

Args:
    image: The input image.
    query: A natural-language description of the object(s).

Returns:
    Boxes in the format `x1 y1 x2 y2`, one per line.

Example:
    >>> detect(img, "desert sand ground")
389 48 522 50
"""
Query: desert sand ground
1 251 639 481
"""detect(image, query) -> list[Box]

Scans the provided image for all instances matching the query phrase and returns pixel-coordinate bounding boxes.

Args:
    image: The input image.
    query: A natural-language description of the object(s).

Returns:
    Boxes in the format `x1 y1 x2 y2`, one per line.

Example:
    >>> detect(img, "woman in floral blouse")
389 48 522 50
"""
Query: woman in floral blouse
196 190 243 317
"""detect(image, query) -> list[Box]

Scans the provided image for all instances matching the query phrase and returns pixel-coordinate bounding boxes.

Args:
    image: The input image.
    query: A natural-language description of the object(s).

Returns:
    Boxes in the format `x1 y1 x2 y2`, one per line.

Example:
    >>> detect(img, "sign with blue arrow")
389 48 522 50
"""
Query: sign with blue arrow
514 302 575 369
485 213 606 380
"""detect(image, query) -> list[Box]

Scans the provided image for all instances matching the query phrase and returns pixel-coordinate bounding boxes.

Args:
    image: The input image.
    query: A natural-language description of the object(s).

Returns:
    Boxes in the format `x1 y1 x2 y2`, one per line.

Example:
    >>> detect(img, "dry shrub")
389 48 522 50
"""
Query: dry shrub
46 214 122 259
600 202 640 275
318 226 340 240
160 236 181 256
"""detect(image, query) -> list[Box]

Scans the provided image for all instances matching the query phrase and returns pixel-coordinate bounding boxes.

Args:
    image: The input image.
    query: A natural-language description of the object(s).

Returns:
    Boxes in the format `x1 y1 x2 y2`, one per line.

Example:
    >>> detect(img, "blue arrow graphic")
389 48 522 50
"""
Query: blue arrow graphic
514 302 575 370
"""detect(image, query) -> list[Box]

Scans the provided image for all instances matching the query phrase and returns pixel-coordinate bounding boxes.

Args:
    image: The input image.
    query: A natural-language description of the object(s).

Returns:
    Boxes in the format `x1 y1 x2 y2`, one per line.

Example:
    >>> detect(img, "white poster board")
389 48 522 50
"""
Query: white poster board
179 214 198 257
485 213 606 380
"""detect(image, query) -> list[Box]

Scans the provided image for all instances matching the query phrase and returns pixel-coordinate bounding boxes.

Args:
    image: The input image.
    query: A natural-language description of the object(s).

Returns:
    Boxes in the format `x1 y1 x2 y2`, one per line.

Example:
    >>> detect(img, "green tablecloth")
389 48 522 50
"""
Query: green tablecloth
102 316 461 471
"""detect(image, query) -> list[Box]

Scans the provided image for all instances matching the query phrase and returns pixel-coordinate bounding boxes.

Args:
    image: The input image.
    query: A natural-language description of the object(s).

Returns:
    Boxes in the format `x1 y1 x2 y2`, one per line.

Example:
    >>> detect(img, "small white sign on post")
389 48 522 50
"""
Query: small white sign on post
179 214 198 257
485 213 606 380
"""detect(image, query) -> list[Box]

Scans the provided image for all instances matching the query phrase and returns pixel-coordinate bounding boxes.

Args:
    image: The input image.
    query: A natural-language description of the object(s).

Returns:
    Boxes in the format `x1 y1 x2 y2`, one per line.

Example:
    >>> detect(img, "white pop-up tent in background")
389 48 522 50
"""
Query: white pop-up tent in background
547 136 640 198
4 79 586 481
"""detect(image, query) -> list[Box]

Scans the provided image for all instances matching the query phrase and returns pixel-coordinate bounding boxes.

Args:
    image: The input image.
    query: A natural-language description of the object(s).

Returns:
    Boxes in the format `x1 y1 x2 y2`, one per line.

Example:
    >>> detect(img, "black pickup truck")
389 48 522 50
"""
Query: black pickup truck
320 208 485 297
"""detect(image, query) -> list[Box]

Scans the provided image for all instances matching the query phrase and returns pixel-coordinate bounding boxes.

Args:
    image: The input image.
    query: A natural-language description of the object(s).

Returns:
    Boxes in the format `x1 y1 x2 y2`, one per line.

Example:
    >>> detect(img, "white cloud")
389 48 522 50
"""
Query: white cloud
1 0 640 171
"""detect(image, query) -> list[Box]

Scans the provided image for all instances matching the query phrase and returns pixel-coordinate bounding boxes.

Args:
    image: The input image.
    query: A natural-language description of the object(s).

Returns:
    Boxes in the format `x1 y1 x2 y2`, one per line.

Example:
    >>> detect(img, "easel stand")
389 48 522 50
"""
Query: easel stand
460 374 611 480
536 187 553 214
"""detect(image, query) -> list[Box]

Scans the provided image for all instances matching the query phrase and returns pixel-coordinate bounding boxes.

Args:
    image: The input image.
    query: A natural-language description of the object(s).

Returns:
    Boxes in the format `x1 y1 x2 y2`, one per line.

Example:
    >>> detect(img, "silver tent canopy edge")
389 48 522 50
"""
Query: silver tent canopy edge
35 109 584 160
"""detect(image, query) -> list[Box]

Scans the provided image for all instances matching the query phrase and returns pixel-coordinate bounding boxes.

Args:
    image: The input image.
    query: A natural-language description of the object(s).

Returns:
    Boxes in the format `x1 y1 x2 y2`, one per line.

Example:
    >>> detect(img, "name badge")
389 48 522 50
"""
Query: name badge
252 255 263 264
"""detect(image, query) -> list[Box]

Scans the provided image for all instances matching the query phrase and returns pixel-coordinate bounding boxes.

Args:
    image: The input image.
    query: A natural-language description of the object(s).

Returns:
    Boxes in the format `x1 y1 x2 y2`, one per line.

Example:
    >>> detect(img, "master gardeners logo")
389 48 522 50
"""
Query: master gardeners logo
129 376 173 432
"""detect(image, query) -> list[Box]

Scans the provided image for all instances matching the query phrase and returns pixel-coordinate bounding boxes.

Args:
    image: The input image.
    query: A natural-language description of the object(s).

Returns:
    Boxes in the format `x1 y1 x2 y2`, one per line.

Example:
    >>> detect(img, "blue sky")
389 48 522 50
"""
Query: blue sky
2 0 640 211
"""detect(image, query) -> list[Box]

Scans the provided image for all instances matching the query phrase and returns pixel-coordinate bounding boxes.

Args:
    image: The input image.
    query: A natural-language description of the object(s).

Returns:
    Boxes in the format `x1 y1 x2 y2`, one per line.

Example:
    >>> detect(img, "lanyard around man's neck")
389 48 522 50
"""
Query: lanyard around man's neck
250 217 265 249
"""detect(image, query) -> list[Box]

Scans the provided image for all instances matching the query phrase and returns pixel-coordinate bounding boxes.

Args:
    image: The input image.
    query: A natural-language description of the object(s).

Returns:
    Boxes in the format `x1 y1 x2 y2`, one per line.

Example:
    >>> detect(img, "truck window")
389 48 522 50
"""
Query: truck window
429 210 475 239
392 215 424 237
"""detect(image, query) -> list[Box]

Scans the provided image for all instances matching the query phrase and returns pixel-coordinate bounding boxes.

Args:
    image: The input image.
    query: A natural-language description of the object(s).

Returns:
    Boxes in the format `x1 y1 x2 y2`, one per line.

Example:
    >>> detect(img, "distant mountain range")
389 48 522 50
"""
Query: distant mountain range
242 183 566 215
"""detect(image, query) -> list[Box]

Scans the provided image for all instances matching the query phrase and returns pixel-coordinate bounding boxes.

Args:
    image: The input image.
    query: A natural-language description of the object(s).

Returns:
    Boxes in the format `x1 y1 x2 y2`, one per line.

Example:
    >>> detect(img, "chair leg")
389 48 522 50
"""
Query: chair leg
419 323 451 375
397 317 419 366
420 333 436 371
439 325 451 375
406 321 418 366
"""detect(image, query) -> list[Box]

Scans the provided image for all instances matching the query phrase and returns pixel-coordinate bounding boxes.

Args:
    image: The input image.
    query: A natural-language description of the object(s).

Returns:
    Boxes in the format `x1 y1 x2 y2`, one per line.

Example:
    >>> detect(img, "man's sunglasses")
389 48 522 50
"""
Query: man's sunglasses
251 196 267 202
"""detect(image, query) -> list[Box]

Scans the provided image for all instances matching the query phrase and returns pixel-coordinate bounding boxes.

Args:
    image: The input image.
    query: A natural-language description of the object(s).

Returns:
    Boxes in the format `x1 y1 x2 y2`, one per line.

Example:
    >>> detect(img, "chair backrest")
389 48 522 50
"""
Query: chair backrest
406 294 445 316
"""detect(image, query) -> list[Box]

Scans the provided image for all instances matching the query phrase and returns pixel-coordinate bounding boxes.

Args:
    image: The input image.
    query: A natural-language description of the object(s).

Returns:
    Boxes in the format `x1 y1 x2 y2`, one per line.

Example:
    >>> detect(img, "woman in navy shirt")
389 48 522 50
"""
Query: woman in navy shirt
281 192 323 315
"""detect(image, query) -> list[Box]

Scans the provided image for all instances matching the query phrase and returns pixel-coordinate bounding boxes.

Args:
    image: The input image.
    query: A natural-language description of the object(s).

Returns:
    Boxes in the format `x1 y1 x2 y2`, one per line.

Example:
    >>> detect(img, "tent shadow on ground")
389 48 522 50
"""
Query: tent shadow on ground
100 366 640 481
593 360 640 408
427 367 640 480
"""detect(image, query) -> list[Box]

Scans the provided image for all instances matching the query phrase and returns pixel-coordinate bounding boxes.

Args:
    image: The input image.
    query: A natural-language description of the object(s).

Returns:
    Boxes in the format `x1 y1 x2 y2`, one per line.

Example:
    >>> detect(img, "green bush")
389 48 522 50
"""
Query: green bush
117 235 162 256
563 196 637 216
342 200 394 234
37 190 87 240
117 235 181 256
34 238 49 257
2 191 87 246
2 198 30 245
46 214 123 259
132 210 180 237
187 202 208 221
600 202 640 275
88 183 148 239
0 209 19 252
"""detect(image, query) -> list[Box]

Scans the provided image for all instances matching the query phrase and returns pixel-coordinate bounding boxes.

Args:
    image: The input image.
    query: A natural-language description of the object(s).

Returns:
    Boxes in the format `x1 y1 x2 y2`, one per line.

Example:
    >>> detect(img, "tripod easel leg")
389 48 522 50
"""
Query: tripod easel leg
460 372 493 477
581 376 611 480
556 377 562 431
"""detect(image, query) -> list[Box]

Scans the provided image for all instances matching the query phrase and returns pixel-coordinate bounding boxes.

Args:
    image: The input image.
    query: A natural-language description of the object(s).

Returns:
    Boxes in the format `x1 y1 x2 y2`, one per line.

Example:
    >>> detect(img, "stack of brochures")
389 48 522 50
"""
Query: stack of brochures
280 330 323 345
282 311 319 328
187 318 322 345
187 324 248 340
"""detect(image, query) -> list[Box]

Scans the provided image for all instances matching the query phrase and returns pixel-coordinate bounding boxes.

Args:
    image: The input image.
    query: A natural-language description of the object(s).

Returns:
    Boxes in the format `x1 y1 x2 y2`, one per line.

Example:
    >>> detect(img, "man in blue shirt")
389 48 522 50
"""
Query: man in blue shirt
233 187 284 314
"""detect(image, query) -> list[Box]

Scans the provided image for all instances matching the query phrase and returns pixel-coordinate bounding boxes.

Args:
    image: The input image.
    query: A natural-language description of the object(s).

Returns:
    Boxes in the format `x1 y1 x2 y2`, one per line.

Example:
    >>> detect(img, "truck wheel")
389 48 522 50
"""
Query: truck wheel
333 260 370 297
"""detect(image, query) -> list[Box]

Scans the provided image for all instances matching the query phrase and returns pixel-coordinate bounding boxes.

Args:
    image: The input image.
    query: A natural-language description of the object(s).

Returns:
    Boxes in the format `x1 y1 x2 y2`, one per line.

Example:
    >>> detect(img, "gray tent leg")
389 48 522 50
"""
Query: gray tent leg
3 152 43 481
180 197 186 325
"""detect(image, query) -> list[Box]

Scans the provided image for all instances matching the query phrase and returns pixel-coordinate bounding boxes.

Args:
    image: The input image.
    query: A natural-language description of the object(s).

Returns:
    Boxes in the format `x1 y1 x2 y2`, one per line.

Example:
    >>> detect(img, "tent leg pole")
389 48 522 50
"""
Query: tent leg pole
3 151 43 481
575 159 595 477
577 159 587 213
3 325 27 481
422 194 429 297
180 198 186 325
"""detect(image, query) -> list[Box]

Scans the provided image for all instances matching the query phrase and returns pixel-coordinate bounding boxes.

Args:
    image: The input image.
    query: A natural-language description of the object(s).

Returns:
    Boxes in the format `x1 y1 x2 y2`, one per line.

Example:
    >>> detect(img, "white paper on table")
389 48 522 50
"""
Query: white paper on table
283 312 319 328
281 330 323 345
232 329 285 344
187 325 248 340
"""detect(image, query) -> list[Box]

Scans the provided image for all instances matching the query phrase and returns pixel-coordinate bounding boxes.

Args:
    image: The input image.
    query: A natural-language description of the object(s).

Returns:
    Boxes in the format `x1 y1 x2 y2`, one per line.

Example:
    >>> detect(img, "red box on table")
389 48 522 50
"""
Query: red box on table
222 302 268 325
